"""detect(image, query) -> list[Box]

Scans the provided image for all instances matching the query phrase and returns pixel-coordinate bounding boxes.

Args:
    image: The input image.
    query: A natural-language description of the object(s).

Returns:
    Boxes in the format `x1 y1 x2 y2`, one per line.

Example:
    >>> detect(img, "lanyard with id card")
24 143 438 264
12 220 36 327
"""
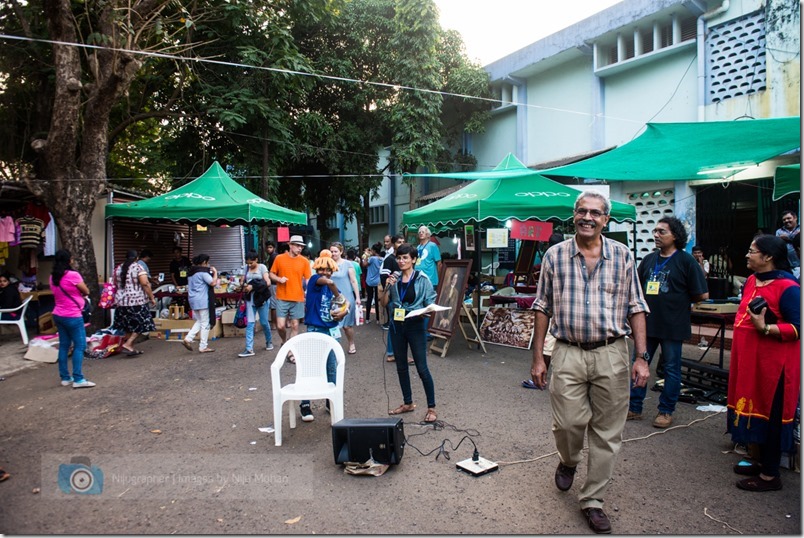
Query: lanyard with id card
647 252 675 295
394 274 415 321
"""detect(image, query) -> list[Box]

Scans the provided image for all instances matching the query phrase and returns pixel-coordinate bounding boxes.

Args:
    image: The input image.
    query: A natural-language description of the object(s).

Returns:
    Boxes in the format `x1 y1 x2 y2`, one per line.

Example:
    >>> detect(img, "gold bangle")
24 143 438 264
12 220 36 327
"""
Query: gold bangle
763 324 771 335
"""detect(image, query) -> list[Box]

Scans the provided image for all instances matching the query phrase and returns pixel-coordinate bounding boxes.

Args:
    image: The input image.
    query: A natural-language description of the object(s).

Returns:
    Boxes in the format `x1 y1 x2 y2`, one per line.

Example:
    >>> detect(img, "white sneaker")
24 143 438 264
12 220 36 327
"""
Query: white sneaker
72 379 96 389
238 350 255 358
61 378 73 387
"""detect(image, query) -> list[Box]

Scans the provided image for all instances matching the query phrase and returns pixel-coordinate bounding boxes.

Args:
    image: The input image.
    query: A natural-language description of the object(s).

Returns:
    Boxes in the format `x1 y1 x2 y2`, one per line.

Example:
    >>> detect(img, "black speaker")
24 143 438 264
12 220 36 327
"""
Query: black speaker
332 418 405 465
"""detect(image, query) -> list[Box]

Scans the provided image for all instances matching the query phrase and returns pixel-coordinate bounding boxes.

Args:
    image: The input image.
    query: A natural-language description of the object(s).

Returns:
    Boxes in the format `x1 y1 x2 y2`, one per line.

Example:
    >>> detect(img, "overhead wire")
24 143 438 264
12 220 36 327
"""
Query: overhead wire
0 33 645 125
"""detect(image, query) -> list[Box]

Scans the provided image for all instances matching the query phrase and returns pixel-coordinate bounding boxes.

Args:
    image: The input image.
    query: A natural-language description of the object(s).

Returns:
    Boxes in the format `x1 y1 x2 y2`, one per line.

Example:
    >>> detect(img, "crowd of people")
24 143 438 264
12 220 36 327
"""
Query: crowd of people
1 194 799 534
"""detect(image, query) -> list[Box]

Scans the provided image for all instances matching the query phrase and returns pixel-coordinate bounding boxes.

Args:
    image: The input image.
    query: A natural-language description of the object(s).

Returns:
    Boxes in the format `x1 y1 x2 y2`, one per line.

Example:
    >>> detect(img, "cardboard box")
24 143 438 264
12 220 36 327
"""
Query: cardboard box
222 321 261 338
151 317 222 340
38 312 58 335
24 337 60 363
218 308 266 337
692 302 739 314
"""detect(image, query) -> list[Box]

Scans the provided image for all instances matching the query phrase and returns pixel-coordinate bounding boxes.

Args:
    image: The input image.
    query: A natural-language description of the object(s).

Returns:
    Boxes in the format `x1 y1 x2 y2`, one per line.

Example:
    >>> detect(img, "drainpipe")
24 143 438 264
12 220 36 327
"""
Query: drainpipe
503 75 527 164
388 173 396 236
697 0 730 120
691 0 729 248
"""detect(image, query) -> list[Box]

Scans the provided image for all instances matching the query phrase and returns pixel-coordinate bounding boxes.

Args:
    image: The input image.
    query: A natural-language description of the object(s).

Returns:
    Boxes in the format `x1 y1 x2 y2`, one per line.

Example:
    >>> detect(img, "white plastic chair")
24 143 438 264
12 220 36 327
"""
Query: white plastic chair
151 284 176 314
270 332 346 446
0 296 32 345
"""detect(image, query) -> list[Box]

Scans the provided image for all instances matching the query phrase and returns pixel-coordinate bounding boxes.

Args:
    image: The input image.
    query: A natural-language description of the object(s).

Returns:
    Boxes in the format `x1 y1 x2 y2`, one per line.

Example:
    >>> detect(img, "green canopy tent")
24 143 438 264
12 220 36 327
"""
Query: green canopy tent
540 117 800 181
401 153 637 230
105 161 307 226
402 155 637 330
773 164 801 201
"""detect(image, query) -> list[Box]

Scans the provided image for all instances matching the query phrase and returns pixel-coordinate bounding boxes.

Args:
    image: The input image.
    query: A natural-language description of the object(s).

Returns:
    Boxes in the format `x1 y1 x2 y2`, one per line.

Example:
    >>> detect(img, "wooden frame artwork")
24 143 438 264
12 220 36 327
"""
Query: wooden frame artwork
464 225 475 251
428 259 472 339
479 307 537 349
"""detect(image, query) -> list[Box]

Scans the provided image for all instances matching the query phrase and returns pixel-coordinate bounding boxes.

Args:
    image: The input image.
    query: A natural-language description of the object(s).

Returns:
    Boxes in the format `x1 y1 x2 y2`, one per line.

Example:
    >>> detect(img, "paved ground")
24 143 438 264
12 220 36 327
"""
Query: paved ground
0 323 799 534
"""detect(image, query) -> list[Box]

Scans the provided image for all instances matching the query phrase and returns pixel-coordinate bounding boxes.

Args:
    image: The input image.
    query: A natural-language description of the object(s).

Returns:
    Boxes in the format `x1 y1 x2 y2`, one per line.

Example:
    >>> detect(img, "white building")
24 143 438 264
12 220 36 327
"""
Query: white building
331 0 800 269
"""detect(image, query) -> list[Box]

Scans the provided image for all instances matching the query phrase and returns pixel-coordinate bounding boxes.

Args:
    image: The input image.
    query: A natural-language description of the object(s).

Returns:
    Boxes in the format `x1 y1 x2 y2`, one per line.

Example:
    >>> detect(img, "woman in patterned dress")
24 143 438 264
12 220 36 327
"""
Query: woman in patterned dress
113 249 156 356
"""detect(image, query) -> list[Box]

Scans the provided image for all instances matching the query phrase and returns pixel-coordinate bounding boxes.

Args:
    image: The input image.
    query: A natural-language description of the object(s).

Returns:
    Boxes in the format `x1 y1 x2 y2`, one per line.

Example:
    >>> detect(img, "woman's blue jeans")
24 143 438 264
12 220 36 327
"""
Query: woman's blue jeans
390 317 436 408
54 314 87 383
629 337 682 415
245 300 272 351
301 325 338 408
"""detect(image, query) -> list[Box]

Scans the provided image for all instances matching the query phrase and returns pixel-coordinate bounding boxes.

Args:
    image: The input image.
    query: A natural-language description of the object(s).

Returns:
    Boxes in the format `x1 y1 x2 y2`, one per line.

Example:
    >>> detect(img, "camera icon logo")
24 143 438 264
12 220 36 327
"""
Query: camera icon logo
57 456 104 495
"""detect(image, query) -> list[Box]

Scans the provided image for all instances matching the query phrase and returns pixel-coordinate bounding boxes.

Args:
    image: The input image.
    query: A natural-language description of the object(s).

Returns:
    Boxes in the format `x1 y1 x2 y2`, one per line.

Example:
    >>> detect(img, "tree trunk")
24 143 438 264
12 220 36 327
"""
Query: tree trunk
26 0 151 327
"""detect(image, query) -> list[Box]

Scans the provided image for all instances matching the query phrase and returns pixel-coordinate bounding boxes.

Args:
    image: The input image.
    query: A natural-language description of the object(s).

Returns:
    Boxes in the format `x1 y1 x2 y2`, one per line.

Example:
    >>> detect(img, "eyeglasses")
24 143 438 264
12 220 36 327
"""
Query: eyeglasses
574 208 607 218
747 248 760 254
652 228 671 235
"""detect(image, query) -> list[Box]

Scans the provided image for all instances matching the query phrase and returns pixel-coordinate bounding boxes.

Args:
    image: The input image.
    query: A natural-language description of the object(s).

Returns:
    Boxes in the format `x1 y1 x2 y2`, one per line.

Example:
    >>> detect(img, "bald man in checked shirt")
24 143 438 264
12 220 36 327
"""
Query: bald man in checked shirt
530 190 650 535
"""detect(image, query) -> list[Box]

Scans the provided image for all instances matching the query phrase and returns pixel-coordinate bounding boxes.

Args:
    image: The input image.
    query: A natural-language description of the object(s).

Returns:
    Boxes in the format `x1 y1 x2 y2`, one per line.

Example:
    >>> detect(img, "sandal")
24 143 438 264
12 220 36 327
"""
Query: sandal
389 403 416 415
424 408 438 423
733 459 762 476
286 352 296 364
386 355 395 362
198 348 215 354
122 348 144 357
407 357 415 365
182 340 193 351
348 346 357 355
0 468 9 482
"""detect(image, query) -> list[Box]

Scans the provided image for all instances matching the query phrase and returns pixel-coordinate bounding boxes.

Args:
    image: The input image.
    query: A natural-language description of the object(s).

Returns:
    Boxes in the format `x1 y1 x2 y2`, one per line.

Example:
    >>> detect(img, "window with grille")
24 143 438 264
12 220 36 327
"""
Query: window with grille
706 10 767 104
369 205 388 225
627 189 675 265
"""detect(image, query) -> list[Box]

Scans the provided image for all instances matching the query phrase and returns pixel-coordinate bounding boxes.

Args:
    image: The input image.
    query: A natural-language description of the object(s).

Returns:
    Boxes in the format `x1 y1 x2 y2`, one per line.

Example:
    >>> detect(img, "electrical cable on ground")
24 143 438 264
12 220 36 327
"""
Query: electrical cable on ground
704 507 744 534
496 411 724 466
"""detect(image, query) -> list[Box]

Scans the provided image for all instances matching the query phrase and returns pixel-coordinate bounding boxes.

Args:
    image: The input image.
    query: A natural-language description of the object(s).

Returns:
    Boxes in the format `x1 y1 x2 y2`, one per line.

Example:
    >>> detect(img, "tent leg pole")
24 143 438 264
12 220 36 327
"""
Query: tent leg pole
474 227 482 344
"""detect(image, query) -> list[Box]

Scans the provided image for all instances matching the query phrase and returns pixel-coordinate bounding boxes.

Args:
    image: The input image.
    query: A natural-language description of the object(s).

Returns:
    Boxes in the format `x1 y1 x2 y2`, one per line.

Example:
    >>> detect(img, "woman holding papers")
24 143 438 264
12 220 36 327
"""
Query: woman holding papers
380 243 439 423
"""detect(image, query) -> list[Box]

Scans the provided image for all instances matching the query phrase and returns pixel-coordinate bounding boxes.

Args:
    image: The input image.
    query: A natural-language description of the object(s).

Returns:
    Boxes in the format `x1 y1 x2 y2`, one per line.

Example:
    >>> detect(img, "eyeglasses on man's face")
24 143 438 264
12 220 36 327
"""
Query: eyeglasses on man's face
574 208 607 218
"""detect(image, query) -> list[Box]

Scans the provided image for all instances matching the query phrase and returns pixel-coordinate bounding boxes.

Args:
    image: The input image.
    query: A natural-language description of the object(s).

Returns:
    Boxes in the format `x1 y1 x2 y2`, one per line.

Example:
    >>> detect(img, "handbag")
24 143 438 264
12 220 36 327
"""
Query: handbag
748 296 778 324
99 280 117 309
233 296 248 329
58 281 92 322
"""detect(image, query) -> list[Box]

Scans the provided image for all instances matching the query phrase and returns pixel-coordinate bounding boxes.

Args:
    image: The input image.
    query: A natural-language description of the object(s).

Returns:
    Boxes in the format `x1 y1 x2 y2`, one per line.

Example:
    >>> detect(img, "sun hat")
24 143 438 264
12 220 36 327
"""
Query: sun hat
289 235 306 245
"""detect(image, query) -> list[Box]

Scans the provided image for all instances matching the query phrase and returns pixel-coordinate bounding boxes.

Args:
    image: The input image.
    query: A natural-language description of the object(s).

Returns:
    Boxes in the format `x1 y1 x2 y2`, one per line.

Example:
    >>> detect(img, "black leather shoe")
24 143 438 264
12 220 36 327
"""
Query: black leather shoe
554 462 576 491
582 507 612 534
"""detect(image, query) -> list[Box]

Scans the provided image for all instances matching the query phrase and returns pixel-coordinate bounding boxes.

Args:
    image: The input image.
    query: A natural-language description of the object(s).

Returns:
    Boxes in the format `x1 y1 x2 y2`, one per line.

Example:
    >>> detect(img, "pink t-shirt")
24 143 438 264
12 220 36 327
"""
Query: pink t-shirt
50 270 86 318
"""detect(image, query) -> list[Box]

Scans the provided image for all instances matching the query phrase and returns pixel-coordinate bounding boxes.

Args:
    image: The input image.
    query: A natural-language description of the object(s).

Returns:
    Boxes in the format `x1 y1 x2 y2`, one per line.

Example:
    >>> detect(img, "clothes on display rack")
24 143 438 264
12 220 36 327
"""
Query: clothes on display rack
16 216 45 248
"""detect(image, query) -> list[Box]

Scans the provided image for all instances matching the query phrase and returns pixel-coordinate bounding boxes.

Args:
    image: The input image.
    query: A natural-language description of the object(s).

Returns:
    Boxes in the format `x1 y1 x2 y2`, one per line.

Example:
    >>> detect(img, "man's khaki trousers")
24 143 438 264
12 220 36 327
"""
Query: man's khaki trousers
548 337 630 510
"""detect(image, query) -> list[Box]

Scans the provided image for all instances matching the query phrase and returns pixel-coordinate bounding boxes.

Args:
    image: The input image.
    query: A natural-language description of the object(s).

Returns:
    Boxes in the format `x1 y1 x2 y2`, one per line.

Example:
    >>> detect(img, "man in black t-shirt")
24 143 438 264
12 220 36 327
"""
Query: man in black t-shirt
169 247 191 287
628 217 708 429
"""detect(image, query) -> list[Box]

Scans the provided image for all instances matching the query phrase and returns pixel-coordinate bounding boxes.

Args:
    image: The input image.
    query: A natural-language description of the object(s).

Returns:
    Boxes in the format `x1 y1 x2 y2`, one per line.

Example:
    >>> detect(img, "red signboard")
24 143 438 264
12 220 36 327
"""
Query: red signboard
277 227 290 242
510 220 553 241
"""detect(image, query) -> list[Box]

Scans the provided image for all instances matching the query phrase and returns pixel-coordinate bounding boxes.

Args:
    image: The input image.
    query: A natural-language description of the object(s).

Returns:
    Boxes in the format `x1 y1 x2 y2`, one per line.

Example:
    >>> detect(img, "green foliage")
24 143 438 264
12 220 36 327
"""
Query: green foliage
0 0 490 224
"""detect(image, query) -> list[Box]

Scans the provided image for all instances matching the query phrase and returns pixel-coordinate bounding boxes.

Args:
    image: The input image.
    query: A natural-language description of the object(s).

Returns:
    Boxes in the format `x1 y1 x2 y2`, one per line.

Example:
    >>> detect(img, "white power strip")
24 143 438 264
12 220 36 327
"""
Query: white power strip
456 457 499 477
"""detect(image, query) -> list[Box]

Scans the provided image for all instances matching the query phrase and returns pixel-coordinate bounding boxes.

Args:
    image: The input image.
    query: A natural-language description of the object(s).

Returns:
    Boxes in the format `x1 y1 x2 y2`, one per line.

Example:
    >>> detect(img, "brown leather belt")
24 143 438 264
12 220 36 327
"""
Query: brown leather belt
556 336 623 351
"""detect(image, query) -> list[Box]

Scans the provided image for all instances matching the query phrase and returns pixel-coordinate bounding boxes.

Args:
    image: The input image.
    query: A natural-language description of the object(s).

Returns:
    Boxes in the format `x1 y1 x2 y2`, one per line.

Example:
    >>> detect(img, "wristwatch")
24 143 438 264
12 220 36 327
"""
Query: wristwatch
637 351 650 362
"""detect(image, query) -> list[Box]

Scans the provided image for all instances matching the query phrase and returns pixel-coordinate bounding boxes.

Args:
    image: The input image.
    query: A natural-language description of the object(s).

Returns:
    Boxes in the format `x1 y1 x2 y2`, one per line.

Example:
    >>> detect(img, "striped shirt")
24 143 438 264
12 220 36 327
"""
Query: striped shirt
532 236 649 343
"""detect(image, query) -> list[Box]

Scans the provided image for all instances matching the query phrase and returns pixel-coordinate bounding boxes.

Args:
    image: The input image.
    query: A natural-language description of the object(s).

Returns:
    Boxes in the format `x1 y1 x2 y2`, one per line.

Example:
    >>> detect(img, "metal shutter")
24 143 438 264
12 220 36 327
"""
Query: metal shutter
191 225 245 275
111 220 192 278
